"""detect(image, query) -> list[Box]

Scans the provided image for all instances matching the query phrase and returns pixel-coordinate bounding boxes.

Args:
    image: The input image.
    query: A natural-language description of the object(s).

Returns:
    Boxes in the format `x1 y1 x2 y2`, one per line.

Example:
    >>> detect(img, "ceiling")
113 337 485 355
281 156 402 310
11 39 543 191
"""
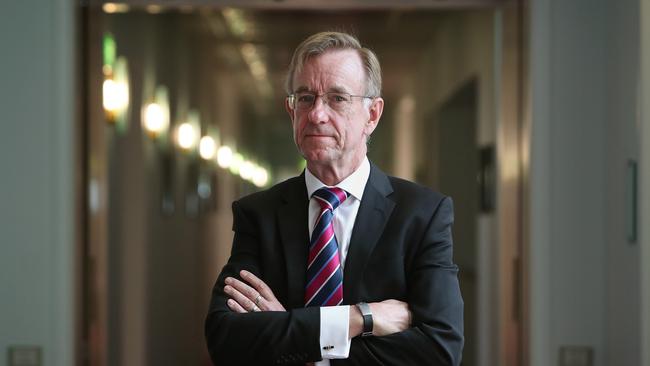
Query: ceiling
100 4 499 171
95 0 503 10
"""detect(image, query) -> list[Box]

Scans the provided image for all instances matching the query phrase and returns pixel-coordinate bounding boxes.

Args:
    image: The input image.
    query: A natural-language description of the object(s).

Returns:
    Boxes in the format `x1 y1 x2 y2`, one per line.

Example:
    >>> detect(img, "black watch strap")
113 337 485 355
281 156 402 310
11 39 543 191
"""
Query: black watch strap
356 302 373 337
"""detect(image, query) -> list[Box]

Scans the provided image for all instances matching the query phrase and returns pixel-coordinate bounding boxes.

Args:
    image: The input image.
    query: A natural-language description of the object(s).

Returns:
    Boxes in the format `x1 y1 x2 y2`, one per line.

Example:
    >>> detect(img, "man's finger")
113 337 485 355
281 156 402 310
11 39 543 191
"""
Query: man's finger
227 276 260 303
240 270 276 300
224 284 257 312
227 299 247 313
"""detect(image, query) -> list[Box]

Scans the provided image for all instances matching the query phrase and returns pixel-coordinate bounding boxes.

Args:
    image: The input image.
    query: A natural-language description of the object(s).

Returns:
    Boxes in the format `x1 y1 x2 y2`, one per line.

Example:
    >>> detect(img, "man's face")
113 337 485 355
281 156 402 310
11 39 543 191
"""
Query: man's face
286 49 383 171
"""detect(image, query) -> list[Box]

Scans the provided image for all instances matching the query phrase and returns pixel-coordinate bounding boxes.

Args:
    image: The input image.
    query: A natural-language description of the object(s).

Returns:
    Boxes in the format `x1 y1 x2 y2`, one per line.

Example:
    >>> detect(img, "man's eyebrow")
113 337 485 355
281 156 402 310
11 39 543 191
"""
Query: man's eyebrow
292 85 352 94
327 85 350 94
293 86 311 93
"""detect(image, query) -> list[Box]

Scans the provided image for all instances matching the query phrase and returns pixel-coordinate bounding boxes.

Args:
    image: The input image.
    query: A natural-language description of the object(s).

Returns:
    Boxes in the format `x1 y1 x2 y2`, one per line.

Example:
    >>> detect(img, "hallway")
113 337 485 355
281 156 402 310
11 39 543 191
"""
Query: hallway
1 0 649 365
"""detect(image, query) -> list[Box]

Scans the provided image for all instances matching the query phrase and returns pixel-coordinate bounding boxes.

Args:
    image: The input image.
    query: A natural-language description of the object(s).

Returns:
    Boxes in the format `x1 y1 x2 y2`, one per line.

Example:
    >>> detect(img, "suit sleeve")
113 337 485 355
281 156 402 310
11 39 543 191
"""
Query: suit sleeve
339 196 464 366
205 200 323 365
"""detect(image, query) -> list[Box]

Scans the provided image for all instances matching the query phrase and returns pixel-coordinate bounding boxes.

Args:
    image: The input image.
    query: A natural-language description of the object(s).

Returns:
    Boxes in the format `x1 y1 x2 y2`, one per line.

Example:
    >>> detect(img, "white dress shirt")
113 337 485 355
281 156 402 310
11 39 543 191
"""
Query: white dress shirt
304 157 371 365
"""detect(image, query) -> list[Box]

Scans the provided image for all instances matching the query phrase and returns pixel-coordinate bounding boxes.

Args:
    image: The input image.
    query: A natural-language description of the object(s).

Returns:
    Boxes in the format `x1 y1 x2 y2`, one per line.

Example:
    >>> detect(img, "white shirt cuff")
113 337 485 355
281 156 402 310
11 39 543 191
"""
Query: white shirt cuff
318 305 352 359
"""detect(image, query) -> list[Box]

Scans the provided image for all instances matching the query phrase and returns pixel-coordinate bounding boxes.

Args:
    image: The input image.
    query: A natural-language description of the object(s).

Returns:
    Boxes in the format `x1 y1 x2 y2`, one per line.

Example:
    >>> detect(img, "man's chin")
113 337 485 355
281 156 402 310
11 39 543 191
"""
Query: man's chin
300 149 338 164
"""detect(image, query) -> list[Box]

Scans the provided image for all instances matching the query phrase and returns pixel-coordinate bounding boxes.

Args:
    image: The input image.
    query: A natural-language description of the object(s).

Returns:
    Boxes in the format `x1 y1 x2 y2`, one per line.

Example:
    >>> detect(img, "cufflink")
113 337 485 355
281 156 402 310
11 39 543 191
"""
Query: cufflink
322 345 334 350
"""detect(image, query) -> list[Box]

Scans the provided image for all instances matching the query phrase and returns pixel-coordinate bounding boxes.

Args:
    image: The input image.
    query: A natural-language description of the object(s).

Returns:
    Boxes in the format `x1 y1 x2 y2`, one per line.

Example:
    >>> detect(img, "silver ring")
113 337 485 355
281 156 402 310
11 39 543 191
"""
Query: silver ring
251 305 260 312
254 294 262 307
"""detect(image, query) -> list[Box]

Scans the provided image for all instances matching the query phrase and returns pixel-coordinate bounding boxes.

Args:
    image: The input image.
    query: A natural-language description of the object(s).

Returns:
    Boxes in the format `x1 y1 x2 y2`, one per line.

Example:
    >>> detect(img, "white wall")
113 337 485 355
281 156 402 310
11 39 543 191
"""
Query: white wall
530 0 641 365
0 0 76 365
641 1 650 364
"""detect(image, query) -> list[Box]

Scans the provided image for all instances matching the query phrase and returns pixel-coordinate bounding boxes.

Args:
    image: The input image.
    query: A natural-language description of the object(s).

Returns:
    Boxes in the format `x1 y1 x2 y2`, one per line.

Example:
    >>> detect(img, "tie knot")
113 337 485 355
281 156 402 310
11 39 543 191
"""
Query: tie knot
312 187 349 211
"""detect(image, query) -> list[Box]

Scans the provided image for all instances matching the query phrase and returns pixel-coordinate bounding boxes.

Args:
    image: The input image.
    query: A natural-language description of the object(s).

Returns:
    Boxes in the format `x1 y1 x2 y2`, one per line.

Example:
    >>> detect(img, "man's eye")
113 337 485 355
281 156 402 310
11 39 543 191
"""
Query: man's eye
298 95 315 103
330 94 348 103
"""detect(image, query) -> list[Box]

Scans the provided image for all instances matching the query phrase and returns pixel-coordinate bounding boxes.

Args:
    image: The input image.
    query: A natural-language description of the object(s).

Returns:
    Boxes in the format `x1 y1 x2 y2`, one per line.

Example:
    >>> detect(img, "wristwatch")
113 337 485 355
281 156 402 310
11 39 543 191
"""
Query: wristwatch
356 302 373 337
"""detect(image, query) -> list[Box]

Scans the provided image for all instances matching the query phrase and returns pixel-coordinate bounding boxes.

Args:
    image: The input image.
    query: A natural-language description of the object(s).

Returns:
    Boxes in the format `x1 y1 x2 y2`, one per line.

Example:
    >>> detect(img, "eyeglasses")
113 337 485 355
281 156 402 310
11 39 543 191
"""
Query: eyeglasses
287 92 374 113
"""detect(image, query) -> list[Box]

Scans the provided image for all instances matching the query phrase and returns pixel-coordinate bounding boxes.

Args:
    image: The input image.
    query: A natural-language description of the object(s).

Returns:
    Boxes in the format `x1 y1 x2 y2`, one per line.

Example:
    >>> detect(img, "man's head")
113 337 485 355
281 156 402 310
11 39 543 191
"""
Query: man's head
285 32 384 181
285 32 382 98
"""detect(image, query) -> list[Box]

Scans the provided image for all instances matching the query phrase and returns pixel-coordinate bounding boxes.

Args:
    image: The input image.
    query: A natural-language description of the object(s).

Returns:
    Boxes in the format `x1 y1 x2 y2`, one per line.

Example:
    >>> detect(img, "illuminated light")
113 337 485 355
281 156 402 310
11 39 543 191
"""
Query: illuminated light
141 86 170 139
103 33 116 68
103 3 118 13
217 146 233 168
102 78 129 114
199 136 217 160
222 8 249 38
229 153 244 175
176 123 198 150
103 3 129 13
102 79 118 111
102 64 113 76
239 160 255 180
252 167 269 188
142 102 166 136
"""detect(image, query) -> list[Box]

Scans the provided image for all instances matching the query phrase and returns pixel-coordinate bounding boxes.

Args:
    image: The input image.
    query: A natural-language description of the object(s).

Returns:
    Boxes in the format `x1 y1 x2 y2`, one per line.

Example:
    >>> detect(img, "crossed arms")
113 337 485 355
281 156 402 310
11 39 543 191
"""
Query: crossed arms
205 195 464 365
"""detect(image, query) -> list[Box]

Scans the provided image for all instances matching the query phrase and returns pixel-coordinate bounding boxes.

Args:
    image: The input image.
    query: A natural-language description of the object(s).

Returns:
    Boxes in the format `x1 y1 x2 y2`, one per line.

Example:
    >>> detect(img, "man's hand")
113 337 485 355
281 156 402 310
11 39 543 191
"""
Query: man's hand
225 271 411 338
224 270 286 313
350 299 412 338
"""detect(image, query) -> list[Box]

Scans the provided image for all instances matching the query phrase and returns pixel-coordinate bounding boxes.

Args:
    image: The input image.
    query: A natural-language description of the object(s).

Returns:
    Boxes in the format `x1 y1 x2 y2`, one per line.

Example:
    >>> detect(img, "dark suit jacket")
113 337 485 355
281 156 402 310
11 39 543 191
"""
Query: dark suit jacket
205 163 464 365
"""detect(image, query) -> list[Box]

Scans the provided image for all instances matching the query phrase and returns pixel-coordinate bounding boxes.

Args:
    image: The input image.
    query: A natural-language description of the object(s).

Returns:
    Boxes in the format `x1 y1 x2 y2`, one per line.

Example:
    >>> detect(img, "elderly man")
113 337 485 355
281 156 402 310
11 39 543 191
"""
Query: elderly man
205 31 464 365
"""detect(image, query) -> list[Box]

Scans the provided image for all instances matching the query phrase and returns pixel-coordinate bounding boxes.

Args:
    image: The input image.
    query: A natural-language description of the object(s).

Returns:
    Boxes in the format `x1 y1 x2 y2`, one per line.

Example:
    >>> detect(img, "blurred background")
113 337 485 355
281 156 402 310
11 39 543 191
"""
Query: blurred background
2 0 649 366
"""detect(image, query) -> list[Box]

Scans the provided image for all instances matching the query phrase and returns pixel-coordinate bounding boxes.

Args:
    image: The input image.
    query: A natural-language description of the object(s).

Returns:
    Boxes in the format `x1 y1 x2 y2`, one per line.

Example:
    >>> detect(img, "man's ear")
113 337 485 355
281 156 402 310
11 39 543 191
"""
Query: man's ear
285 98 295 123
365 97 384 135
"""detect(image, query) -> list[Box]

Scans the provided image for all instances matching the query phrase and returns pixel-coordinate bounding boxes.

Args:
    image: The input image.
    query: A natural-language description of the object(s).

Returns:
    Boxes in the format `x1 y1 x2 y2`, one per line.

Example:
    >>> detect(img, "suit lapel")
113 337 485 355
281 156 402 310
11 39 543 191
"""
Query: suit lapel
277 175 310 308
343 164 395 303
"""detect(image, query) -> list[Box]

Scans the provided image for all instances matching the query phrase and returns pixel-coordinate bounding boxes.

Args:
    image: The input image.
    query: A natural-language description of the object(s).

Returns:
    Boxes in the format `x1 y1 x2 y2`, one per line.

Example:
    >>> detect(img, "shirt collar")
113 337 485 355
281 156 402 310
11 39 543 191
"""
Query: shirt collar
305 156 370 201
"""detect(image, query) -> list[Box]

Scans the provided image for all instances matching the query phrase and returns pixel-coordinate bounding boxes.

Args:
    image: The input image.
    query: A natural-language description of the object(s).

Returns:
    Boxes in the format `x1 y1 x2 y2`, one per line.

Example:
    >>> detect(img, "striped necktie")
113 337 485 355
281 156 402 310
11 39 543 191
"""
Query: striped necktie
305 187 349 307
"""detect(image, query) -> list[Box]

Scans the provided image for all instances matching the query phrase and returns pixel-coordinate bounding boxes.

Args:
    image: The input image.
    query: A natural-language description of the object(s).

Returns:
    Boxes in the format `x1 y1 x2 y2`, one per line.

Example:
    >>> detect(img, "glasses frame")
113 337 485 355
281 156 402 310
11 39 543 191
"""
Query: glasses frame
287 92 374 113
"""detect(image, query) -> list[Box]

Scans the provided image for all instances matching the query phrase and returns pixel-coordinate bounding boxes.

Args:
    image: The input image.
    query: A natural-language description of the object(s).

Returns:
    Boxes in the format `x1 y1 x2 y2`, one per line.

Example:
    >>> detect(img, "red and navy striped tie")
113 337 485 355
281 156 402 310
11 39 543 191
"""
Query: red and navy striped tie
305 187 349 307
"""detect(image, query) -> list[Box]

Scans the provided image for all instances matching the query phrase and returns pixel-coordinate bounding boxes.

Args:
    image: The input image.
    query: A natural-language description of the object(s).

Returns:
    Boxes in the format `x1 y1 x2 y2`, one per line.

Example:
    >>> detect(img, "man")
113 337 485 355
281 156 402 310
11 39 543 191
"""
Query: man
205 31 463 365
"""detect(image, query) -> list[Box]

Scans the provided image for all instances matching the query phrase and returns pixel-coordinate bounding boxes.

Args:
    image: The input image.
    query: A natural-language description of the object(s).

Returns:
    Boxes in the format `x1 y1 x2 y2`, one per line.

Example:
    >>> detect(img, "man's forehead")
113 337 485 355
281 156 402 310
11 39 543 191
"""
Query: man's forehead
292 49 364 92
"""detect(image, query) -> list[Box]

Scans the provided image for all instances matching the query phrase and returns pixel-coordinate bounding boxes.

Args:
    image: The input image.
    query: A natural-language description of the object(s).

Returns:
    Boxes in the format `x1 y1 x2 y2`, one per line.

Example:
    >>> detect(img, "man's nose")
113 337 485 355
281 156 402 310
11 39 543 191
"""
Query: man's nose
307 96 328 123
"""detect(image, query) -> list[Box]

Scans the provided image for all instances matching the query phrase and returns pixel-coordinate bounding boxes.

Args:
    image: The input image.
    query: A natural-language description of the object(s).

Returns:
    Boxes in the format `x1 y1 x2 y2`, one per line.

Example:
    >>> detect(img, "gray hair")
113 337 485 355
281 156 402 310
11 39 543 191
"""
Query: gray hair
285 31 382 98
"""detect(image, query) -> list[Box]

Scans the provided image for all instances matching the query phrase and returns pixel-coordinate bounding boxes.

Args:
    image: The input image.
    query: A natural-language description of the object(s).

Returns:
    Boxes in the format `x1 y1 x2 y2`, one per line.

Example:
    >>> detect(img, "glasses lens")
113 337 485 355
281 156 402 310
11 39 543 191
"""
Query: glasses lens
292 92 355 112
295 93 315 110
325 93 351 112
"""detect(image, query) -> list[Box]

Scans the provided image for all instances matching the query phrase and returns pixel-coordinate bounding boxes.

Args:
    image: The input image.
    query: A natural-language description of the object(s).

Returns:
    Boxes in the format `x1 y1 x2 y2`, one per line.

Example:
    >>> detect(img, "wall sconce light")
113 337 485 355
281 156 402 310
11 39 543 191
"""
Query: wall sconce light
252 166 269 188
176 123 198 150
199 136 217 160
103 79 128 113
217 145 233 168
138 85 174 214
143 102 166 137
103 2 130 13
142 86 170 140
229 153 244 175
101 32 130 131
239 160 255 181
175 110 201 152
103 59 130 127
